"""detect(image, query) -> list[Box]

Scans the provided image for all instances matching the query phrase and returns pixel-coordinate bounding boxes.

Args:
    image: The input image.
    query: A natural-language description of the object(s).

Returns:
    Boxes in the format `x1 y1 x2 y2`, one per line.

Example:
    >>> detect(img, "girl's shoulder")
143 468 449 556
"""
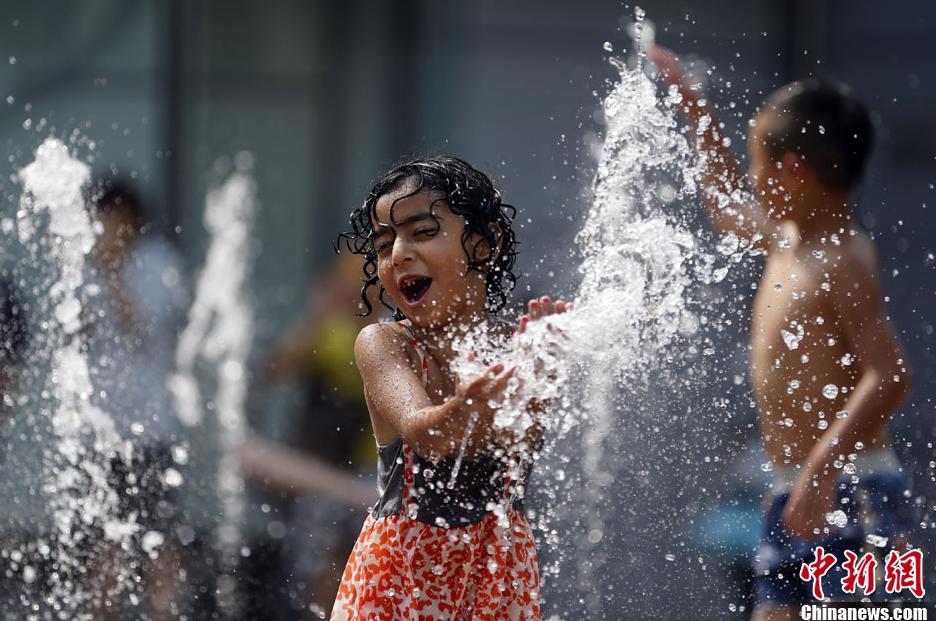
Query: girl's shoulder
353 320 420 371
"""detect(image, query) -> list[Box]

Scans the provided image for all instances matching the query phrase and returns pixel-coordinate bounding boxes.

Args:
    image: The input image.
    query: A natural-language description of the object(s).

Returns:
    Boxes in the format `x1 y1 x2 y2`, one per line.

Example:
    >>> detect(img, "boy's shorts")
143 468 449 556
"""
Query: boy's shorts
753 449 916 606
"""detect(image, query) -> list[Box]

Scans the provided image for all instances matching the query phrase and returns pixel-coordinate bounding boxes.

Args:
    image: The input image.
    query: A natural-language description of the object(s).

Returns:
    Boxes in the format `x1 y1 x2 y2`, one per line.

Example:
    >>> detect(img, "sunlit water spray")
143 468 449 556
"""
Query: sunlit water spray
450 9 746 617
15 138 134 619
168 154 257 616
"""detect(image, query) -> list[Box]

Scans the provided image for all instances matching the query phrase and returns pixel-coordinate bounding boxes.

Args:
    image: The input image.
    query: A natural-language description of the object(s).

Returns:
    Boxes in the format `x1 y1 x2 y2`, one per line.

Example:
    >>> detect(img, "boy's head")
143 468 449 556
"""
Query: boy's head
339 156 518 320
95 180 144 257
748 79 874 217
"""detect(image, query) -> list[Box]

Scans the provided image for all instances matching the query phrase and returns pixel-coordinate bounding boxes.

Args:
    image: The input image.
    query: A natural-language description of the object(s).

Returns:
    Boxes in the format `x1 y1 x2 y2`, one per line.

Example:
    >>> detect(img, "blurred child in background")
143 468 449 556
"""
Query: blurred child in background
653 48 915 619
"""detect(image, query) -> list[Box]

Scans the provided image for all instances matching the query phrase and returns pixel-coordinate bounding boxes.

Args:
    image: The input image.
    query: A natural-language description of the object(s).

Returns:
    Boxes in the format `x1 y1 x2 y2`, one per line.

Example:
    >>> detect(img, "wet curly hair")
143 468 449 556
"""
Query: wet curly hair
337 156 519 318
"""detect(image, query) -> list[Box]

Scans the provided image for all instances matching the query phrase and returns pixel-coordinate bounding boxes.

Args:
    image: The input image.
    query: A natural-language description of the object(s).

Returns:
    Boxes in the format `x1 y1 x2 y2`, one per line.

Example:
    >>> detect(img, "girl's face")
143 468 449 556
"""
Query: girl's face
372 186 490 329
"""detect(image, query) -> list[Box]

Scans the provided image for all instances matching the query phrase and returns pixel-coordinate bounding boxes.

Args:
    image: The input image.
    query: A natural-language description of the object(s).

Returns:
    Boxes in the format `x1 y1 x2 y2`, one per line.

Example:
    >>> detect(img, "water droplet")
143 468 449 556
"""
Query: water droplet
854 441 864 450
163 468 184 487
602 41 614 53
760 462 774 472
865 534 888 548
822 384 839 399
717 232 739 255
817 419 828 430
781 330 800 350
825 510 847 528
141 530 165 556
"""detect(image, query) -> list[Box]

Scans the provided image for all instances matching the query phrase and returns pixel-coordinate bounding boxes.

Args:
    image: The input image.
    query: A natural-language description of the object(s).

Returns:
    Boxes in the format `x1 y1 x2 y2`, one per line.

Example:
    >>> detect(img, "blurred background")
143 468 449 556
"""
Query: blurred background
0 1 934 619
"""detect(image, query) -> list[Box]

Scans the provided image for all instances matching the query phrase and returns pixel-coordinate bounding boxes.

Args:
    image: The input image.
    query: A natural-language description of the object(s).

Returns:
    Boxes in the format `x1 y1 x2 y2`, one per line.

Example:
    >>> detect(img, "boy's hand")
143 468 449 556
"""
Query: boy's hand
517 295 572 334
649 46 698 105
781 463 838 541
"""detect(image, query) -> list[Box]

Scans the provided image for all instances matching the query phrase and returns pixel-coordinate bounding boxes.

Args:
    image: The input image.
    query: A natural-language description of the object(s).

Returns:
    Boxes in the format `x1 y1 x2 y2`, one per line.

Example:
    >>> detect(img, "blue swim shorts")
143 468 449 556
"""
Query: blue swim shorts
753 449 916 606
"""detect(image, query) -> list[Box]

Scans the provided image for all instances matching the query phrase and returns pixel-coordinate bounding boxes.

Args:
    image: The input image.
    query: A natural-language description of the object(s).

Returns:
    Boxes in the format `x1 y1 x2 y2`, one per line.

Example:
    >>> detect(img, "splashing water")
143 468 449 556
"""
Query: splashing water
457 38 704 450
16 138 133 618
167 154 257 616
452 13 722 617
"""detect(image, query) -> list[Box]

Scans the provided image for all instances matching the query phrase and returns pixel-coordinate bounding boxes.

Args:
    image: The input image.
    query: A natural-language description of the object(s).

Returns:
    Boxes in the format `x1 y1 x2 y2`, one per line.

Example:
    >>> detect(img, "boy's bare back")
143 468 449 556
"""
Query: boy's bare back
752 225 892 466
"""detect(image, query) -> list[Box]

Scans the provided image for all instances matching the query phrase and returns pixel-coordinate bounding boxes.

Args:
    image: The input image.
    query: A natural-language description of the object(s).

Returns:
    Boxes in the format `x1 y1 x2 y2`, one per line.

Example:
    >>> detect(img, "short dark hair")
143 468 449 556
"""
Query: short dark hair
759 79 874 193
96 179 144 230
338 156 519 317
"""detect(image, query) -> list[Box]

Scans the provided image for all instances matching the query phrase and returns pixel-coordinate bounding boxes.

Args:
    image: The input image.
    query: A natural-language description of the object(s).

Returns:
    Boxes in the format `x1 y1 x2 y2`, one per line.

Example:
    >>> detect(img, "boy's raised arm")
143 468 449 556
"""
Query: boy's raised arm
650 46 779 250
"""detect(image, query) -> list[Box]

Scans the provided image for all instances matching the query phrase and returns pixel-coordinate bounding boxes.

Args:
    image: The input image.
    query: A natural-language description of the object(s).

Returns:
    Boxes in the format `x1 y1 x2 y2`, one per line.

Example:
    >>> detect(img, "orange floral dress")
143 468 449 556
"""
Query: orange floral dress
331 324 541 620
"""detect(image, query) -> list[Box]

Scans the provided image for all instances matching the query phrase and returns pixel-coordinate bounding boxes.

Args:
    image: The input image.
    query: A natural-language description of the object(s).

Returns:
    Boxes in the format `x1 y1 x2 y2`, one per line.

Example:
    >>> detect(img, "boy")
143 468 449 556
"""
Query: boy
651 48 914 619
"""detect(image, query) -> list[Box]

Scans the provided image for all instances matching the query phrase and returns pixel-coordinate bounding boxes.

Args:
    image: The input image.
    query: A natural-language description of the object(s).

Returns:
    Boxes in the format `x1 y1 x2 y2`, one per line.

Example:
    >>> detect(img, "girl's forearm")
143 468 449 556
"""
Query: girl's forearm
404 394 508 459
404 395 473 458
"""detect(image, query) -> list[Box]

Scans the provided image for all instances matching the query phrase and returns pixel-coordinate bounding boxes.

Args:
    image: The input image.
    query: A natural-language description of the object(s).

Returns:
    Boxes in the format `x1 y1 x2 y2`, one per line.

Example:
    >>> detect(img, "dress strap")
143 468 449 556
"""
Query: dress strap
398 320 429 388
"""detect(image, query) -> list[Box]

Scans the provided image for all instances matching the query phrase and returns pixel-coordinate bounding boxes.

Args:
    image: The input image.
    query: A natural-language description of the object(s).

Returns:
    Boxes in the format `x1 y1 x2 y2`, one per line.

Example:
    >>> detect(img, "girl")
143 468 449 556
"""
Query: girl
333 157 567 620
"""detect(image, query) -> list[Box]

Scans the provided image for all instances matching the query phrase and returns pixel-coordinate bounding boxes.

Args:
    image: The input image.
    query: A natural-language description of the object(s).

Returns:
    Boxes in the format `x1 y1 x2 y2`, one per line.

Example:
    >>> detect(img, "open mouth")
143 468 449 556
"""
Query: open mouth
398 275 432 305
